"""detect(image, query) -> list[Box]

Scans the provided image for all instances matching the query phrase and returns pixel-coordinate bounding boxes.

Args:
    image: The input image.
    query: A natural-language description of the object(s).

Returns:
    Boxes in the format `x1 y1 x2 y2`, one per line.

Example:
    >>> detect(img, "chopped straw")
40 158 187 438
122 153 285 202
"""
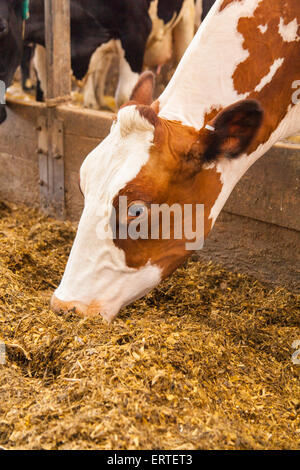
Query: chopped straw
0 202 299 450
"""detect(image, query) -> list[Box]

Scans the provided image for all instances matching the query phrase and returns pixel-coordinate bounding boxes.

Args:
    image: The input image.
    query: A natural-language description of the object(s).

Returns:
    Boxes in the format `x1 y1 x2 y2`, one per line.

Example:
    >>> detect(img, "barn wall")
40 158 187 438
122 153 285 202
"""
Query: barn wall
0 100 113 220
56 106 112 220
0 99 299 232
224 143 300 232
0 100 43 208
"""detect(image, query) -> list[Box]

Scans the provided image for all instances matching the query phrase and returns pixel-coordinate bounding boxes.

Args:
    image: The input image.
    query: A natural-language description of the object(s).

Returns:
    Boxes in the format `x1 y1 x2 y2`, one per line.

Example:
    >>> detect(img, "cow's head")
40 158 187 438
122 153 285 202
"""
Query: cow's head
0 0 24 123
51 72 263 322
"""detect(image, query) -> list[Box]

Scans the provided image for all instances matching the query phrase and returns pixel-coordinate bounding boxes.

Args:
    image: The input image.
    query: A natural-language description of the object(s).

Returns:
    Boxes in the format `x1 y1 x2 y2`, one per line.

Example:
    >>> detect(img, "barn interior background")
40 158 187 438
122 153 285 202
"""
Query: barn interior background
0 0 299 229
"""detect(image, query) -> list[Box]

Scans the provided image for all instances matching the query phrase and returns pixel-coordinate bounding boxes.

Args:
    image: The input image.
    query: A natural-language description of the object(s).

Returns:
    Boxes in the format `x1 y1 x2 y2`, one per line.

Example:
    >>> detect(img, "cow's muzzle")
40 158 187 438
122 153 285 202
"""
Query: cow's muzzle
50 294 115 323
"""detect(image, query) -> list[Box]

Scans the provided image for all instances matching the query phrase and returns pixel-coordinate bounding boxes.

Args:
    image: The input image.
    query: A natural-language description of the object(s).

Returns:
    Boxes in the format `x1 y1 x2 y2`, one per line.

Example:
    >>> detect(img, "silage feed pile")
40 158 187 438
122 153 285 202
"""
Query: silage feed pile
0 201 299 450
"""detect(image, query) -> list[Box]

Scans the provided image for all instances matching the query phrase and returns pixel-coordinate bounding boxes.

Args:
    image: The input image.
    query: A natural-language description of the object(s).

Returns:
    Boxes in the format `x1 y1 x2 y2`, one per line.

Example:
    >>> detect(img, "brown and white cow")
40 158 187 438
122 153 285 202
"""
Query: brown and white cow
51 0 300 322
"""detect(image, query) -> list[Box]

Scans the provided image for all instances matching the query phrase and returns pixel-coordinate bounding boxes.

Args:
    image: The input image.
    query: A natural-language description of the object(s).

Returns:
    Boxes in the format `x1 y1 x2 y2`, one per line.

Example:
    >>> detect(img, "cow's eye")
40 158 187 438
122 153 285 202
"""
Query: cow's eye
128 202 147 218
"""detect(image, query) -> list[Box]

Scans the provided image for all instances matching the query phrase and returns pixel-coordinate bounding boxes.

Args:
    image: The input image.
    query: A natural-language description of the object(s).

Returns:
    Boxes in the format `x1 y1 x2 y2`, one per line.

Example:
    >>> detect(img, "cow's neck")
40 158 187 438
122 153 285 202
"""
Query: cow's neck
158 0 300 226
158 1 261 129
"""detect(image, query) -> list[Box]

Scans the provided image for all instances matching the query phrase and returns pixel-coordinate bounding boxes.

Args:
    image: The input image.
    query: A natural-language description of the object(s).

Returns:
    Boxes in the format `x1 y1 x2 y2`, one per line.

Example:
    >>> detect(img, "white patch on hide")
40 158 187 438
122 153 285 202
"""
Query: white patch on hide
258 24 268 34
278 17 300 43
254 58 284 92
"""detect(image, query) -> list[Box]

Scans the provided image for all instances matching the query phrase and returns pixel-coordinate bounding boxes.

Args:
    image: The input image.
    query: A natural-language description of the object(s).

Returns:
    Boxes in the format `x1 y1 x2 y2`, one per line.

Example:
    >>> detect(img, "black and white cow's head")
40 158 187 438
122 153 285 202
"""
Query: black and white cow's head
0 0 24 123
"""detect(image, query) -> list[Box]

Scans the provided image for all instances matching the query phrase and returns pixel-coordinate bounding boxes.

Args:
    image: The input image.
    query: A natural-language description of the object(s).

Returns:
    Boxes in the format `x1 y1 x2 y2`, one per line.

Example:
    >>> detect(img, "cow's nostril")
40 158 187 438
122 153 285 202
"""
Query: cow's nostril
50 294 88 317
50 294 106 319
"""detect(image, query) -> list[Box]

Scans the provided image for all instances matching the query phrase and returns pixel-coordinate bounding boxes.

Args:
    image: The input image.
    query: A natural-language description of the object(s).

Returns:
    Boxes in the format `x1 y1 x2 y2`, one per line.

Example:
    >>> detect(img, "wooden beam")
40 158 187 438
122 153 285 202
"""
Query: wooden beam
44 0 71 101
39 0 71 218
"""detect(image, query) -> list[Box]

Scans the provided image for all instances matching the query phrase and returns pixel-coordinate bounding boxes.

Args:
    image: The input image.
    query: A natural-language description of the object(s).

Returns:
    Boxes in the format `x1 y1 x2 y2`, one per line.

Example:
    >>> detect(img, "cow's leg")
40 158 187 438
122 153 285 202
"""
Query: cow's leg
93 55 113 109
83 74 97 110
0 104 7 124
173 0 195 64
33 44 47 100
36 77 44 102
115 40 140 108
194 0 203 30
83 40 116 110
144 30 173 70
21 44 35 91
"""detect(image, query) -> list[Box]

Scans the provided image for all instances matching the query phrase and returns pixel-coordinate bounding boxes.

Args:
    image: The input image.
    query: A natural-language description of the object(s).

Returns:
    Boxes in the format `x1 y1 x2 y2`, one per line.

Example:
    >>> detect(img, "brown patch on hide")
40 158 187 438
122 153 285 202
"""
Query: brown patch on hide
112 114 223 278
230 0 299 153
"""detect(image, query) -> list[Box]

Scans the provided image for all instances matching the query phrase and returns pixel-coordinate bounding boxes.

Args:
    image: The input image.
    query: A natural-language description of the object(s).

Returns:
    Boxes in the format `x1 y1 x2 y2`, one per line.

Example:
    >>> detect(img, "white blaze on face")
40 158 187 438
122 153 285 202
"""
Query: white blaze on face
54 106 162 321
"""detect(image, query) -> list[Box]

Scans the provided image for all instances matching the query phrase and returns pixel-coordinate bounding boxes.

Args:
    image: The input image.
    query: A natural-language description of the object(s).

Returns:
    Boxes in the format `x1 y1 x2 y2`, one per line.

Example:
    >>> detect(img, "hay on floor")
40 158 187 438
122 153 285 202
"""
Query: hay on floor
0 202 299 450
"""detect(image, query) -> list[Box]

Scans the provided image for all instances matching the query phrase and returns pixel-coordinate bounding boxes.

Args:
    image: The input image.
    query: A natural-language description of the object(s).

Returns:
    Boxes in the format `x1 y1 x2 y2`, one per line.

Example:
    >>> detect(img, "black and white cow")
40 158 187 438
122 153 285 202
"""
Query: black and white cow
24 0 196 109
202 0 217 20
84 0 198 108
0 0 24 123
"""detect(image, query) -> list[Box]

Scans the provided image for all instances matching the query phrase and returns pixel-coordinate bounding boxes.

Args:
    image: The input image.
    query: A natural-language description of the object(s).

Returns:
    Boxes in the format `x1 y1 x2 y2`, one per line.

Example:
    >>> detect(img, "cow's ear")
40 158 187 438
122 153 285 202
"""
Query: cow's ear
201 100 263 163
130 71 155 106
